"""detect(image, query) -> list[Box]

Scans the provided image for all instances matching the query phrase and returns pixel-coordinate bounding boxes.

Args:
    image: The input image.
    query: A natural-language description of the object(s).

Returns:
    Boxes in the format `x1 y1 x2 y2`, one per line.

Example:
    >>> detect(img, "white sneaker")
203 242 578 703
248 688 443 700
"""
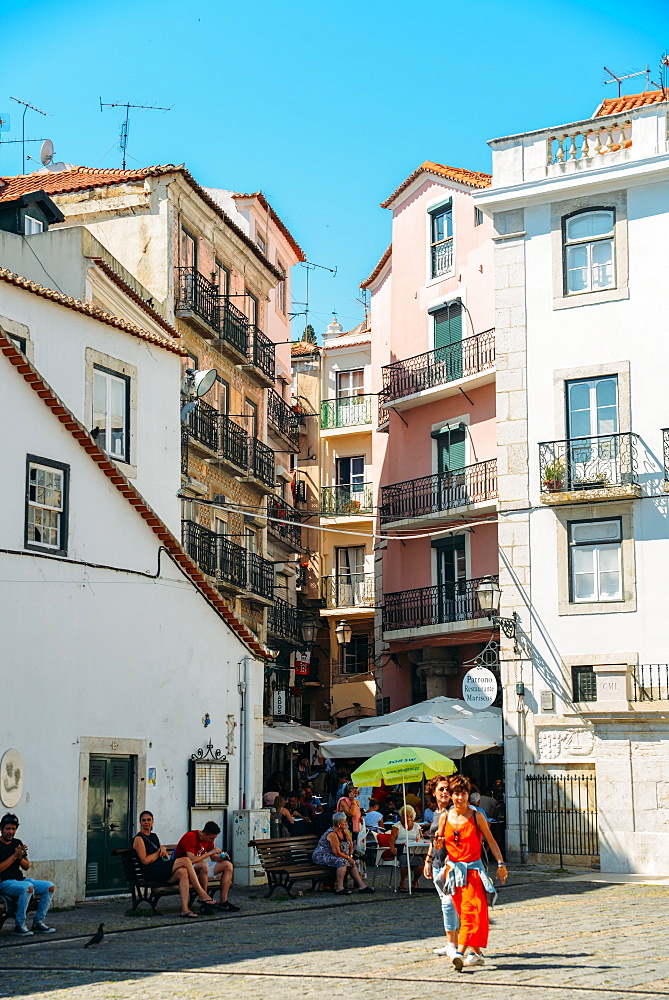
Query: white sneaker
464 952 485 967
452 952 464 972
433 943 457 957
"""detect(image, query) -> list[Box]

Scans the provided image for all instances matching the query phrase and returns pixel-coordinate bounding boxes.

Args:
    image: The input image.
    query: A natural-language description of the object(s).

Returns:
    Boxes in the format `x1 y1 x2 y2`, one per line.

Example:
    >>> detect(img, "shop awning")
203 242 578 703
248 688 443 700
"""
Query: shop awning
270 723 337 744
262 727 297 745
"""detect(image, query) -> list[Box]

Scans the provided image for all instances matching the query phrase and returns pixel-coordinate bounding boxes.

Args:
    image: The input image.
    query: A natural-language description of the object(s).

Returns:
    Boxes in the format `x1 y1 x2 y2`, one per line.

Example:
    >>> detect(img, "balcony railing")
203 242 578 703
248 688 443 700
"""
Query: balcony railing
383 575 495 632
662 429 669 481
219 536 248 590
268 388 300 448
248 550 274 600
380 460 498 524
176 267 220 331
267 495 302 549
248 325 275 382
182 519 218 577
181 425 189 475
220 297 249 356
184 398 220 452
633 664 669 702
267 597 303 645
321 483 374 516
539 433 640 496
220 415 248 471
322 573 375 609
321 394 373 430
380 329 495 409
548 119 632 166
249 438 276 488
431 238 453 278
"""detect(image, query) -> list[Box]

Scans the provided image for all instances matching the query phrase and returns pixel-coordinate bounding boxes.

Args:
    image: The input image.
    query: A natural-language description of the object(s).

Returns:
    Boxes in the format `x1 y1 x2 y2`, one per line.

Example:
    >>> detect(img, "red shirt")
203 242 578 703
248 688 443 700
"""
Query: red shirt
174 831 212 859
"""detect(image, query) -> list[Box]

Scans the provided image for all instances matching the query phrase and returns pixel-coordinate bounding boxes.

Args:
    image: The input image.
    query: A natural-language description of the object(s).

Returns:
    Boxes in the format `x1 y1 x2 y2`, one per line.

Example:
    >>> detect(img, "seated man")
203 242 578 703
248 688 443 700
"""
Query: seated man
0 813 55 936
285 792 311 832
174 821 240 912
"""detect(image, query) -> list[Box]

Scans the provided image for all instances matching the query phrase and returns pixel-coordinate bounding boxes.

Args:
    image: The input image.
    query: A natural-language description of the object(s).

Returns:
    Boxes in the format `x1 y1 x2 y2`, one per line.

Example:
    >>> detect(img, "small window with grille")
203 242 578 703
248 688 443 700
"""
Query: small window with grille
572 666 597 703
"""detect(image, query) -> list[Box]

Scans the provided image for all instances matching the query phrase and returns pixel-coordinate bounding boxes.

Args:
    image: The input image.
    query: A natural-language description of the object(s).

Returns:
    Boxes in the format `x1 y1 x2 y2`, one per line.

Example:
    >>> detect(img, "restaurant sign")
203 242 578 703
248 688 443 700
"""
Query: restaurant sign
462 666 498 710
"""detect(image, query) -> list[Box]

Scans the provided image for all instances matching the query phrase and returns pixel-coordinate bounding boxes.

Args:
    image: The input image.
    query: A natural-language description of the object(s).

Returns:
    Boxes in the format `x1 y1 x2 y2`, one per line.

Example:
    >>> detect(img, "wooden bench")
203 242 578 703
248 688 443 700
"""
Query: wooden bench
250 835 339 899
111 848 222 914
0 890 37 932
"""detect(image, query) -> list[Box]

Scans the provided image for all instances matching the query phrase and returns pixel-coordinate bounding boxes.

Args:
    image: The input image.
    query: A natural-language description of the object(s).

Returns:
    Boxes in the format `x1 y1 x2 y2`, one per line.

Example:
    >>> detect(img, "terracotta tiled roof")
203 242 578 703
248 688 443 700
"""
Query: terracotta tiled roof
0 329 270 660
361 244 392 289
595 89 669 118
380 161 491 209
0 165 284 280
291 340 319 356
232 191 306 262
0 267 186 355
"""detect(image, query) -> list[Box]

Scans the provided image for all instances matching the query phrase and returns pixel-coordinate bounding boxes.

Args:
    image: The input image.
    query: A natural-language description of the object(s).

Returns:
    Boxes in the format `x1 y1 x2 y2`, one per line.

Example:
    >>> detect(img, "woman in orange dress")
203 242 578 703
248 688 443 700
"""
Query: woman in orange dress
435 774 507 971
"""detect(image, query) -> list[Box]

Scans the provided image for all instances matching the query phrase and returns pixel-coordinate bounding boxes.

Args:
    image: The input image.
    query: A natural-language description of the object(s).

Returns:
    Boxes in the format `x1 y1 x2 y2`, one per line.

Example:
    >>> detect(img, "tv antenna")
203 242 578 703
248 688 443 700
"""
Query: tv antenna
289 259 337 341
9 97 49 173
99 100 171 169
603 65 650 97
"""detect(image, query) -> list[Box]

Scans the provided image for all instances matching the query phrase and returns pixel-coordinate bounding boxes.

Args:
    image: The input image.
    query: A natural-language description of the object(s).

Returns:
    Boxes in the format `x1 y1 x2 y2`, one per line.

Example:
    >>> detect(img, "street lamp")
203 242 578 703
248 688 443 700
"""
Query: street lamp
300 614 319 645
476 575 520 641
334 620 352 645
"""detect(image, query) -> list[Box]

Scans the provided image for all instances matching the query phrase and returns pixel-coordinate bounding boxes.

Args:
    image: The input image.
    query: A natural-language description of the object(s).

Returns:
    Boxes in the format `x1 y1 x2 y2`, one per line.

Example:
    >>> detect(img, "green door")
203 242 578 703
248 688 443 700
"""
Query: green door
86 756 133 895
433 303 463 381
435 535 467 622
437 425 467 510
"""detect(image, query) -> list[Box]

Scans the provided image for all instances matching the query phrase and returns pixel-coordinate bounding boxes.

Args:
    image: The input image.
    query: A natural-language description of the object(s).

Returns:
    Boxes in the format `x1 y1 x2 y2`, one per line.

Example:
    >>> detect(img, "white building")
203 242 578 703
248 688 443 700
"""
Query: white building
476 89 669 873
0 277 268 905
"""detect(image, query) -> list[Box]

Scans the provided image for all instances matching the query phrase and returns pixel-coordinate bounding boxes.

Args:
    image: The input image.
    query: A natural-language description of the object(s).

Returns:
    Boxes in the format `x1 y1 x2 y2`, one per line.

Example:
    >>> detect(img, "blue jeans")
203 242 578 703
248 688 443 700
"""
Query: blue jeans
1 878 54 926
432 864 459 933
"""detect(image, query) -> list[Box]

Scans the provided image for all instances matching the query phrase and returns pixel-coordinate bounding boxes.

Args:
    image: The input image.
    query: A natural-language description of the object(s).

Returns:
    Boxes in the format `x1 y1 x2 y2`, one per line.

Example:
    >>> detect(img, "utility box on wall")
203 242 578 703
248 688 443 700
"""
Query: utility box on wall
232 809 271 886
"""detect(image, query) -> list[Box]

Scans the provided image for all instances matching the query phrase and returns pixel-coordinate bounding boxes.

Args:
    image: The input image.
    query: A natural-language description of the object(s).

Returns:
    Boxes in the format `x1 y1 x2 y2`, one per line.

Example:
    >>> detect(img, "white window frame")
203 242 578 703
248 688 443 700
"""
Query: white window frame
93 365 130 463
25 456 69 555
428 201 454 281
336 369 364 398
563 209 615 295
569 518 622 604
24 215 44 235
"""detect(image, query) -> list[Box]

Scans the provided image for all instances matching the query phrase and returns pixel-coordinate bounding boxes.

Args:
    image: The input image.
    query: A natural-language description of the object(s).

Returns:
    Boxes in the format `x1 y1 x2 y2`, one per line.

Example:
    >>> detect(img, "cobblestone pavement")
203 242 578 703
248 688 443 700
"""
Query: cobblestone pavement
1 870 669 1000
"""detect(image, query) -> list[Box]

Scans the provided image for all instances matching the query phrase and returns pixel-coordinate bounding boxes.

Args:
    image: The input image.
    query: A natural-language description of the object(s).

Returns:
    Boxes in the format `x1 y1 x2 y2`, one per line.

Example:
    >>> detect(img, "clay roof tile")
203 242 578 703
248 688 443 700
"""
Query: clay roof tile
380 161 491 209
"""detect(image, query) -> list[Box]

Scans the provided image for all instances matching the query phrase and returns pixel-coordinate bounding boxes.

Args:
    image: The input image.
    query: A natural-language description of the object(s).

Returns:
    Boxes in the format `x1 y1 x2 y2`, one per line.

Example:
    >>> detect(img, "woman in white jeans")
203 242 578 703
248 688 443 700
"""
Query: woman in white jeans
422 776 460 957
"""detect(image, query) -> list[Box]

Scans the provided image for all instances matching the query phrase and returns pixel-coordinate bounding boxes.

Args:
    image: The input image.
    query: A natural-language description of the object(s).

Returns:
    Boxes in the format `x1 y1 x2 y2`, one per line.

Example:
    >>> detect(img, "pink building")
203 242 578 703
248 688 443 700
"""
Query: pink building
364 161 498 712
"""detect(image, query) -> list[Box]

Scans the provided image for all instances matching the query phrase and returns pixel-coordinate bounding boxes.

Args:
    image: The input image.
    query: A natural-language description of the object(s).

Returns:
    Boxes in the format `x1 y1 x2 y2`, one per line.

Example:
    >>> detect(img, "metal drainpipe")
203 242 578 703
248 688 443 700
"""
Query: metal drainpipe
238 656 252 810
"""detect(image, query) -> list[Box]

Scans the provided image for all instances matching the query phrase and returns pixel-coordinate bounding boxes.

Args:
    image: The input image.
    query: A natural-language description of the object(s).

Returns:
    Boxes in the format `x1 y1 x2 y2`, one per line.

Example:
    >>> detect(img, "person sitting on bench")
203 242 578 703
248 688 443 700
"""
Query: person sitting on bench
132 811 217 918
0 812 55 937
174 822 240 912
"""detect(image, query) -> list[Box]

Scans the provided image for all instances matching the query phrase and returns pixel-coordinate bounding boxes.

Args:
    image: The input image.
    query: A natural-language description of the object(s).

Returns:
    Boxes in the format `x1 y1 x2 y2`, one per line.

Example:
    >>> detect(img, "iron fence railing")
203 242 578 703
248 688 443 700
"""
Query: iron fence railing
322 573 375 609
321 394 374 429
320 483 374 516
185 398 220 452
249 438 276 487
220 415 248 471
539 432 640 494
383 575 495 632
633 664 669 702
220 297 249 356
181 520 249 590
248 550 274 600
267 597 303 645
182 519 218 576
380 329 495 408
268 388 300 448
176 267 220 330
267 495 302 549
663 429 669 480
248 325 276 382
431 238 453 278
526 773 599 864
219 536 248 590
380 460 498 524
181 425 189 476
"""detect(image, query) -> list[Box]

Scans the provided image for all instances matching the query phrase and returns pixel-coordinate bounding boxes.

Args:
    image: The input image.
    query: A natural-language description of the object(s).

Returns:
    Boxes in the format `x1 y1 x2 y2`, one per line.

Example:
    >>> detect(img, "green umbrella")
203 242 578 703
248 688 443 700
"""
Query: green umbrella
351 748 456 896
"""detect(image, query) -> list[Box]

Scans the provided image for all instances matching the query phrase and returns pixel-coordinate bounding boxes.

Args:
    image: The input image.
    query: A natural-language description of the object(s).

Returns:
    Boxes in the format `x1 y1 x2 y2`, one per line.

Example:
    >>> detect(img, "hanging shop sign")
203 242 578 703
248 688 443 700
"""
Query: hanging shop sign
462 666 498 710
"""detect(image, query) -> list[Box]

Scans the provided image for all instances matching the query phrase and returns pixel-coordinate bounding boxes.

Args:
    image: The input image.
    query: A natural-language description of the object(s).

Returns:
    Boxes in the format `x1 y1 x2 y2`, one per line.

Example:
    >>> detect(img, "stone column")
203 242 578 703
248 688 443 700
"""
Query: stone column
409 646 459 699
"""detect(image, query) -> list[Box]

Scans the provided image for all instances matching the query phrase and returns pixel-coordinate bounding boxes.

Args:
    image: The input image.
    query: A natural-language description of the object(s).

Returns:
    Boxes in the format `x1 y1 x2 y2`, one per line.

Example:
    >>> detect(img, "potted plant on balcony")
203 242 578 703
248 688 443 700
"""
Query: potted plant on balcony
542 457 565 492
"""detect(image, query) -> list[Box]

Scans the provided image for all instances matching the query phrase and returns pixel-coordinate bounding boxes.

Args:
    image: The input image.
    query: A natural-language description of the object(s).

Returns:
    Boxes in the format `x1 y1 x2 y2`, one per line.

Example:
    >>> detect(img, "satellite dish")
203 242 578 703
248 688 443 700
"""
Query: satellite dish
40 139 54 166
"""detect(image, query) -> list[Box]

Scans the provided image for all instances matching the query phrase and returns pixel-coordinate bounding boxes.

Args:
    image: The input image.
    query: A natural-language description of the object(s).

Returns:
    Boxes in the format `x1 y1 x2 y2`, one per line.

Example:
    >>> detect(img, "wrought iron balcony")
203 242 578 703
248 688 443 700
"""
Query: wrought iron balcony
663 428 669 482
176 267 220 331
249 438 276 488
182 519 218 576
267 597 303 646
248 550 274 601
181 425 189 476
321 394 373 430
220 415 248 472
322 573 375 609
539 432 641 502
383 576 496 633
380 329 495 409
219 297 249 356
267 495 302 549
247 325 275 384
268 388 300 448
380 460 498 524
181 520 248 590
320 483 374 516
183 397 220 452
431 238 453 278
219 536 248 590
633 664 669 702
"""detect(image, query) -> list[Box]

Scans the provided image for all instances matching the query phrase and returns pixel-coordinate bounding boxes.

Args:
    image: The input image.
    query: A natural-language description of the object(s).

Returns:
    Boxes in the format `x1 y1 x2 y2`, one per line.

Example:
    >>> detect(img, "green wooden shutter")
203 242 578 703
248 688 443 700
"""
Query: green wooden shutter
433 303 463 379
438 427 466 473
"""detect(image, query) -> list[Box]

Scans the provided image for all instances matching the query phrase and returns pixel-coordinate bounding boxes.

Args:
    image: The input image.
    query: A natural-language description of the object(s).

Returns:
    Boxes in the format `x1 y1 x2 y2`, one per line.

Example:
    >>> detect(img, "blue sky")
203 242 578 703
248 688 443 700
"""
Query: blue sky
2 1 666 336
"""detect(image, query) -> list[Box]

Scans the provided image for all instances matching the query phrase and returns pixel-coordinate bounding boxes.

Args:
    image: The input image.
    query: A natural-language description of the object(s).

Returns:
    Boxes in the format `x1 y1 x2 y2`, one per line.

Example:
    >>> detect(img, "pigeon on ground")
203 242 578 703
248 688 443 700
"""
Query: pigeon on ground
84 923 104 948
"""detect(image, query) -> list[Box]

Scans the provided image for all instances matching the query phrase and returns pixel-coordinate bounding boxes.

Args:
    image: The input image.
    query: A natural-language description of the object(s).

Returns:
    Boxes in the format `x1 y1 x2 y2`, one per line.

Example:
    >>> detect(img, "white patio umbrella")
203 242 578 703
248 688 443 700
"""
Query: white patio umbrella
319 715 501 760
356 695 501 730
